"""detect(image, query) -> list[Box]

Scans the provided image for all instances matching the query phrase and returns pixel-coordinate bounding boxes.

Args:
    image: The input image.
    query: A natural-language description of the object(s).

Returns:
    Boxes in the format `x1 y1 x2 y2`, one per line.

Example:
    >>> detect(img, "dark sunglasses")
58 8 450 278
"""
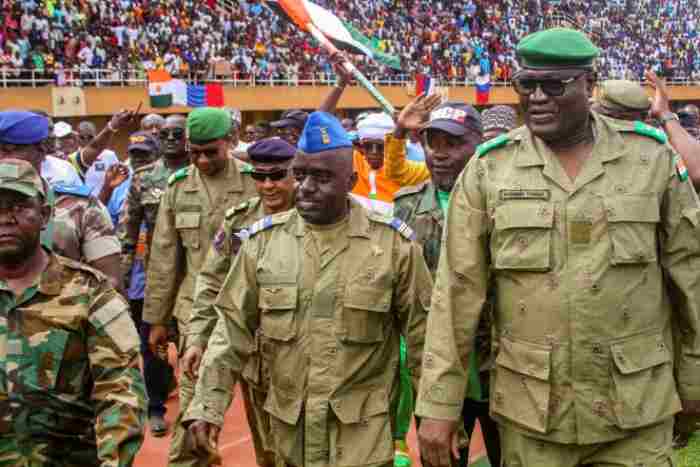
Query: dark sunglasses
357 141 385 155
159 128 185 139
513 73 586 97
250 169 289 182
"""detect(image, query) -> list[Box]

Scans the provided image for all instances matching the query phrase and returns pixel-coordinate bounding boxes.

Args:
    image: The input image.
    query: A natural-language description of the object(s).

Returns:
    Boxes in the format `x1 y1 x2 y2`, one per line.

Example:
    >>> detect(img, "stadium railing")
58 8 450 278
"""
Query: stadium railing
1 68 698 89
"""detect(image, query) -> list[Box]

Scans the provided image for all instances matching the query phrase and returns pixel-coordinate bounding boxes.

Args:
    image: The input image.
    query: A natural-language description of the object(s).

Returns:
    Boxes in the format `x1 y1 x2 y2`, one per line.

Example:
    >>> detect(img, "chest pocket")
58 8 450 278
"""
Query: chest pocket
14 328 70 391
604 195 659 265
492 202 554 271
341 285 392 344
176 212 201 250
259 285 298 342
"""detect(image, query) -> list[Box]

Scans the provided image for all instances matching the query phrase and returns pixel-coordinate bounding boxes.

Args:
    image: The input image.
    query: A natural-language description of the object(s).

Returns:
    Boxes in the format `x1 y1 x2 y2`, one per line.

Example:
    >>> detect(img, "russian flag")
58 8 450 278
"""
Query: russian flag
415 74 435 96
475 74 491 105
186 83 224 108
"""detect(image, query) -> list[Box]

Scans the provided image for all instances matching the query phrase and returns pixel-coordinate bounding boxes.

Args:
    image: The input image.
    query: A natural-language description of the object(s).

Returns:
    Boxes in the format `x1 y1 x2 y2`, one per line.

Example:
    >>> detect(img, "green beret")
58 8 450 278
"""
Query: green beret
187 107 232 144
597 80 651 112
516 27 600 69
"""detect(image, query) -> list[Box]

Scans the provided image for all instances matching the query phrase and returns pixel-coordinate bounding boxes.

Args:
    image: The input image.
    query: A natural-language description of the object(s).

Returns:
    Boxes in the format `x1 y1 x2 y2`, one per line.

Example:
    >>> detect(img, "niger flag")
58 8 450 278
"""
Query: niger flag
148 70 173 108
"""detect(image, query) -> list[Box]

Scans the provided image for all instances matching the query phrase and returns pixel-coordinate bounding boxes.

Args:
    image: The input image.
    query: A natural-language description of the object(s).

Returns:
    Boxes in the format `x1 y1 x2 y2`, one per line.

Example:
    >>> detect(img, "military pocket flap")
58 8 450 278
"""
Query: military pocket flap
259 285 297 310
175 212 201 229
495 202 554 230
331 388 389 424
611 333 670 375
605 196 660 223
495 337 551 381
264 386 303 425
682 207 700 228
344 286 391 312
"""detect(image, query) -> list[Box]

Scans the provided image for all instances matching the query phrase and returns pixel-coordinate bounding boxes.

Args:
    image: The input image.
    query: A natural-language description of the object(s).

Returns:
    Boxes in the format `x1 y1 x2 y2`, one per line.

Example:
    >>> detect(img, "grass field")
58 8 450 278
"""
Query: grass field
673 434 700 467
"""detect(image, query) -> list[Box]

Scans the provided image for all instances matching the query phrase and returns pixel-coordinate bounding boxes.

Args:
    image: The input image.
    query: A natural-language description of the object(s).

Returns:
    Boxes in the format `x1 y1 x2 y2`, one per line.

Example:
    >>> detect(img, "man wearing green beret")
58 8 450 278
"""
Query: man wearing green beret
143 107 257 467
417 27 700 467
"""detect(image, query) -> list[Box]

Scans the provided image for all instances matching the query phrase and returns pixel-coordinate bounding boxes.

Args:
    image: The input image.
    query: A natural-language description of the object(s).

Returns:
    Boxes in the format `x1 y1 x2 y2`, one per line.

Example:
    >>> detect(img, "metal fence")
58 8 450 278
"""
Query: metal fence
1 68 699 89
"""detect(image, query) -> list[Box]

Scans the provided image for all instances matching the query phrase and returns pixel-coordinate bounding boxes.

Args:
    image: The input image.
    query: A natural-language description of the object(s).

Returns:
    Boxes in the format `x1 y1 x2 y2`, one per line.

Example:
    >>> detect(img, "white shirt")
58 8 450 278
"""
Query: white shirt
41 155 83 187
84 150 120 196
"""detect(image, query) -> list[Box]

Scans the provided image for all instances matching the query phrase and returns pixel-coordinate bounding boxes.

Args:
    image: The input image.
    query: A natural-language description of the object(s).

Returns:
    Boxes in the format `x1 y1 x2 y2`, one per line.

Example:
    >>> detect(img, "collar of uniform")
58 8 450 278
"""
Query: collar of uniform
292 198 370 238
417 182 440 215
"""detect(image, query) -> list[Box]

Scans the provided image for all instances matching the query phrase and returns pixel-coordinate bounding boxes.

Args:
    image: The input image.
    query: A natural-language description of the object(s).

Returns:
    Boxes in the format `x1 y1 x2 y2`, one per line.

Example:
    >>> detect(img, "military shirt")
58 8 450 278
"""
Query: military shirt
416 113 700 445
184 202 432 467
186 196 267 349
0 253 146 466
143 158 256 326
42 185 121 263
117 158 174 279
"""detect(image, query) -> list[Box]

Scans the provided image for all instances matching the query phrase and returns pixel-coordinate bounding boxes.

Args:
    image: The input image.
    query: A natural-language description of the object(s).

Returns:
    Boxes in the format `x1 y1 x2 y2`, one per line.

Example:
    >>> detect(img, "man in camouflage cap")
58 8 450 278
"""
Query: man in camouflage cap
592 80 651 122
185 111 432 467
182 137 297 467
144 107 257 467
418 27 700 467
0 159 146 465
0 111 123 291
481 105 518 141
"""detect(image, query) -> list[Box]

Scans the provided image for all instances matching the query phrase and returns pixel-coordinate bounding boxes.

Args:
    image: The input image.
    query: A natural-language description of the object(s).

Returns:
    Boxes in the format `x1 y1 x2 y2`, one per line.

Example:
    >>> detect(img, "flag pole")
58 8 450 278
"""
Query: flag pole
307 24 396 115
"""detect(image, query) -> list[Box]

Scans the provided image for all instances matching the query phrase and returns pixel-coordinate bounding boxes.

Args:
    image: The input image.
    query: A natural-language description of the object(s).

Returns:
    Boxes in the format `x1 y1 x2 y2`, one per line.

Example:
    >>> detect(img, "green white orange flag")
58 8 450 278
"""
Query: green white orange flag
148 70 173 108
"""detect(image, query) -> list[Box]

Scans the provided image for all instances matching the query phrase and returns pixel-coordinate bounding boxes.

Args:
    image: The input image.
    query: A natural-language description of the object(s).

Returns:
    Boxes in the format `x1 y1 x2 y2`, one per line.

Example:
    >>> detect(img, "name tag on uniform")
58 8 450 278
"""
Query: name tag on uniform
570 219 593 244
499 189 551 201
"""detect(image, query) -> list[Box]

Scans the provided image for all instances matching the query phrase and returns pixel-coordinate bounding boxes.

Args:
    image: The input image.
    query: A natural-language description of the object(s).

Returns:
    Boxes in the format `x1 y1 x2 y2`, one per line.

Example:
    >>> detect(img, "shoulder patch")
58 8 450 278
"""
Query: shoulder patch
238 210 292 240
369 213 416 241
633 121 667 144
476 134 510 158
52 182 91 198
674 154 689 182
168 167 189 186
394 181 429 201
225 199 253 219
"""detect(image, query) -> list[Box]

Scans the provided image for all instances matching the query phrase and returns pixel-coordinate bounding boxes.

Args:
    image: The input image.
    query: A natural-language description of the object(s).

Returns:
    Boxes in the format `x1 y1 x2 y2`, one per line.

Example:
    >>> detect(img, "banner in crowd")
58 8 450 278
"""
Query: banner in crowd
475 74 491 105
147 71 224 108
51 86 86 117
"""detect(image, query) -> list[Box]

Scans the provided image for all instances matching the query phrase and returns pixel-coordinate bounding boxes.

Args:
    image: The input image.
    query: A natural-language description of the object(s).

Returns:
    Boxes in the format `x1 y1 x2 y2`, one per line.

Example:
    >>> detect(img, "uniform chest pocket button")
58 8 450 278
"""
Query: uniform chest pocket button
604 196 659 265
492 202 554 271
341 286 392 344
259 285 298 342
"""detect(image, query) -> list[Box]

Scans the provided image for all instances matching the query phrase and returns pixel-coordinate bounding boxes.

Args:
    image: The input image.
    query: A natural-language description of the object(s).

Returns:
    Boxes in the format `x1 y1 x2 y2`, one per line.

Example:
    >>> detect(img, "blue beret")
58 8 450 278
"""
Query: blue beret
248 137 296 163
0 111 49 145
297 111 352 154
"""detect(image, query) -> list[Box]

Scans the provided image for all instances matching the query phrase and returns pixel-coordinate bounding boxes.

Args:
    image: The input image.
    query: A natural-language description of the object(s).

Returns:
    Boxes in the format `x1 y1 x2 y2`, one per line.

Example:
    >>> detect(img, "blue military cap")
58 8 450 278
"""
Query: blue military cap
248 137 297 163
297 111 352 154
0 111 49 145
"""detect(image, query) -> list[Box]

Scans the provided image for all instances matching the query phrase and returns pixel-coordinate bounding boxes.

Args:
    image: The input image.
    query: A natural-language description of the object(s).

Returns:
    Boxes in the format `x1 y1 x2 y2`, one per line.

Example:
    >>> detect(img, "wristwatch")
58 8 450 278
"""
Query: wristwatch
659 111 679 125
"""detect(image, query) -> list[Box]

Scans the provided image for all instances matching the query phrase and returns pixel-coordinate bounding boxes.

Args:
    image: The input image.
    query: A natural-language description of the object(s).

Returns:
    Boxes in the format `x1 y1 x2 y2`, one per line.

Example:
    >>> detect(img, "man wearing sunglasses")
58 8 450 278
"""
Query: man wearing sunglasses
143 107 256 467
418 27 700 467
182 138 297 467
116 115 190 438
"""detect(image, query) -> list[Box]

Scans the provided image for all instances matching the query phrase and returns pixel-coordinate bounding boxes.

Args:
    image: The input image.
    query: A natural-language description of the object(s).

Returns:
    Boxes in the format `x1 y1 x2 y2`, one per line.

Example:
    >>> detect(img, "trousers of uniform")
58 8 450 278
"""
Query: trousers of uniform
458 396 500 467
130 299 174 418
500 419 674 467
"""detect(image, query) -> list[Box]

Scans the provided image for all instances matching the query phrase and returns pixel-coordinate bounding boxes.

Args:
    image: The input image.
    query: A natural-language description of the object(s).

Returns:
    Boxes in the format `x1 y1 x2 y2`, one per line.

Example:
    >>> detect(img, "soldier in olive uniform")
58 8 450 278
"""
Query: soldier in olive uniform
144 107 257 467
117 117 190 437
182 138 297 467
0 111 123 290
393 102 500 466
0 159 146 466
185 112 432 467
417 28 700 467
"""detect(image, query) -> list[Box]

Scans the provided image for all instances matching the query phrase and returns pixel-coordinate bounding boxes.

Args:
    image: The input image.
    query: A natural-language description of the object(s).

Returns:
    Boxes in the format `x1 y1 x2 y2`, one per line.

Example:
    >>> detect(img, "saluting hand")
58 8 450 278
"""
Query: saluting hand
397 92 443 132
645 69 671 119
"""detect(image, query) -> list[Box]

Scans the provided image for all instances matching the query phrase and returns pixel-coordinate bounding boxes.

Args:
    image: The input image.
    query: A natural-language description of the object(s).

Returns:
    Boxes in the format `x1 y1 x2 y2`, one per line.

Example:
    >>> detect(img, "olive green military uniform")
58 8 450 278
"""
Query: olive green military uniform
415 113 700 466
186 196 278 467
184 201 432 467
143 157 256 467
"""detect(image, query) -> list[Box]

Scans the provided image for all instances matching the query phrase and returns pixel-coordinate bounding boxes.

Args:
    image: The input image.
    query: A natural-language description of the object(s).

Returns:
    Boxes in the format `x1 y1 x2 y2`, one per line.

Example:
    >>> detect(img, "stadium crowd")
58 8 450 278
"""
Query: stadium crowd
1 0 700 85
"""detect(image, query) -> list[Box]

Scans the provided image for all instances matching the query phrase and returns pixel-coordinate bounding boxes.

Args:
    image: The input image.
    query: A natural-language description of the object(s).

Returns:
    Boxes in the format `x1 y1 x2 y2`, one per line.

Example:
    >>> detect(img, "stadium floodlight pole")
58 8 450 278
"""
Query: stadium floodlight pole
306 24 396 116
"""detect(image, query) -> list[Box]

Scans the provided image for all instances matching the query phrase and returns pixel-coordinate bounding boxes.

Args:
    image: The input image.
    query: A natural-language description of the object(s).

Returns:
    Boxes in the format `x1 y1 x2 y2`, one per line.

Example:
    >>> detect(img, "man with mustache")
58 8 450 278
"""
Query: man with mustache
183 138 297 467
417 28 700 467
144 107 256 467
184 111 432 467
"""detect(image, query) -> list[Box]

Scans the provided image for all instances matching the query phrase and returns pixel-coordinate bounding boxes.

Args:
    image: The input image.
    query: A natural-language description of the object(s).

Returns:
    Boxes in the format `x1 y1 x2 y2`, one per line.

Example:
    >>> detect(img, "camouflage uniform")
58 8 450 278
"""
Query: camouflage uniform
416 114 700 466
187 196 276 467
184 202 432 467
143 158 256 467
0 253 146 466
42 183 121 262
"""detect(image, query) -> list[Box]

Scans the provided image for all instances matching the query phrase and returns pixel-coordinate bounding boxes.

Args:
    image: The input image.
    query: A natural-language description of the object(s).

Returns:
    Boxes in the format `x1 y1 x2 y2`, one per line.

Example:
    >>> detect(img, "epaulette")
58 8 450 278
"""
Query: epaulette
168 167 189 186
224 197 258 219
369 212 416 241
632 121 667 144
476 134 510 158
238 210 292 240
239 161 254 174
52 182 91 198
394 181 429 201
